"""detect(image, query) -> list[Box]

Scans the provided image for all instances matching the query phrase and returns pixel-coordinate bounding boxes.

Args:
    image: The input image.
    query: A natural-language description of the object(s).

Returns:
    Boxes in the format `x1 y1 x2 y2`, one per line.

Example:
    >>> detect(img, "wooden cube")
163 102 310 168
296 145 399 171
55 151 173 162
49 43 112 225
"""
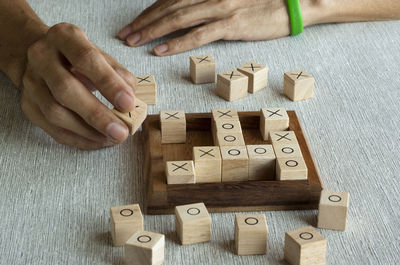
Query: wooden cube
110 204 144 247
211 108 239 121
193 146 222 183
283 70 314 101
284 226 326 265
237 61 268 93
112 98 147 135
190 55 216 84
215 132 245 146
235 214 268 255
134 75 156 105
216 70 248 101
276 157 307 181
270 131 298 145
166 161 195 184
247 145 276 180
260 108 289 141
175 202 211 245
220 146 249 182
213 119 243 144
124 230 165 265
273 143 302 159
160 110 186 143
317 190 350 231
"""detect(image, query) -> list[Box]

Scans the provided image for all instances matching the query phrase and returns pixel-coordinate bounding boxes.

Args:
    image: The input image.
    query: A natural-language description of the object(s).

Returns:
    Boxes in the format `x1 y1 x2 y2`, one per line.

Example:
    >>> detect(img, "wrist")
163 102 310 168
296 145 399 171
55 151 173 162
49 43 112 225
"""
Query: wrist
300 0 332 27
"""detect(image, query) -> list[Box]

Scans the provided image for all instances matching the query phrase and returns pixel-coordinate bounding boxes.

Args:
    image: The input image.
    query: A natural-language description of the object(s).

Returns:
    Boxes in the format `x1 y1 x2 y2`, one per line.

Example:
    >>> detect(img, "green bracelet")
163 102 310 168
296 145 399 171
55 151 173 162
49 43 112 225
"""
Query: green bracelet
286 0 303 35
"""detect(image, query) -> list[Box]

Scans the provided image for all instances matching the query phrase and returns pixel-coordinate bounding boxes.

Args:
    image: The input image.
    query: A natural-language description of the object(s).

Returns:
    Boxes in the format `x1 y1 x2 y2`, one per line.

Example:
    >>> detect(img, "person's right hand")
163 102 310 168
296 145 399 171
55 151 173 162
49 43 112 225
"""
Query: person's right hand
21 23 137 150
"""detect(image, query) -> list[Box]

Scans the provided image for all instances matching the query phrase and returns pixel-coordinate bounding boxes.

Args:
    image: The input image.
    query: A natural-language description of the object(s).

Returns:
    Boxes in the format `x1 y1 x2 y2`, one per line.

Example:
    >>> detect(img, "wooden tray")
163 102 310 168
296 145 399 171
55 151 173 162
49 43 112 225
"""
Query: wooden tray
142 111 323 215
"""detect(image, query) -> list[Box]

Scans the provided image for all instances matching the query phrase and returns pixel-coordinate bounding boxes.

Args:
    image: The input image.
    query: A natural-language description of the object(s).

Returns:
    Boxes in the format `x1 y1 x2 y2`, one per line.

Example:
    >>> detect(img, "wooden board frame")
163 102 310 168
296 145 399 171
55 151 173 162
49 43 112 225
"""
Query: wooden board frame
143 111 323 215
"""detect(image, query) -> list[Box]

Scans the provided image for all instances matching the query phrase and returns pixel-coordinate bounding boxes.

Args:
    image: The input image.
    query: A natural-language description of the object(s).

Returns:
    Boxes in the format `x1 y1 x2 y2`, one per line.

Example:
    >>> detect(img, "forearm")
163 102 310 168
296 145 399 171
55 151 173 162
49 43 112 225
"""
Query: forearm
0 0 48 88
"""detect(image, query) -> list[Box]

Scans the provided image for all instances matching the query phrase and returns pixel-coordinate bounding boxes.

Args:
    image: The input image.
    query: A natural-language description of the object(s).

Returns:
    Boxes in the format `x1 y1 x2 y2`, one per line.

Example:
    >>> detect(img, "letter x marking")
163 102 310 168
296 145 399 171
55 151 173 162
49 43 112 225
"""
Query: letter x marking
244 63 261 72
137 76 151 83
199 149 215 157
275 133 291 141
197 56 210 63
128 105 140 118
172 163 188 172
266 109 283 117
217 110 232 118
223 71 241 79
290 71 310 79
165 112 179 120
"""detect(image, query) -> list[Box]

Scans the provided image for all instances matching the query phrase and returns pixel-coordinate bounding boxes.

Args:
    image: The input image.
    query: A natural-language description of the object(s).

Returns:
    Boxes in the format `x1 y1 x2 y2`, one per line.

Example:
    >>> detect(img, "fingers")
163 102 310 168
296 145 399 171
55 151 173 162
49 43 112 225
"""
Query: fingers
123 2 220 47
153 20 228 56
47 23 135 113
20 94 108 150
101 51 138 90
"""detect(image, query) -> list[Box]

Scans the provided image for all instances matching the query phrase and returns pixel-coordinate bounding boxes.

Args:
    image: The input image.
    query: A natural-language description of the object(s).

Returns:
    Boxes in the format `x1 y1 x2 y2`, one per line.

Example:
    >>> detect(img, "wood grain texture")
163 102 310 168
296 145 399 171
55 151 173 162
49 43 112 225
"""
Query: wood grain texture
143 111 323 214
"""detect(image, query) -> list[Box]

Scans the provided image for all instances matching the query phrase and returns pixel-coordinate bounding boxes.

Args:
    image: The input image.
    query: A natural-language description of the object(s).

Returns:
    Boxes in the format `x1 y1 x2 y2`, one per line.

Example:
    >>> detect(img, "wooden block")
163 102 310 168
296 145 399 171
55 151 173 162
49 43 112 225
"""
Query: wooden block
160 110 186 143
220 146 249 182
215 132 245 146
317 190 350 231
124 230 165 265
283 70 314 101
260 108 289 141
190 55 216 84
246 145 276 181
276 157 308 181
216 70 248 101
175 202 211 245
166 161 195 184
112 98 148 135
273 143 302 159
193 146 222 183
237 61 268 93
134 75 157 105
211 108 239 121
270 131 298 145
284 226 326 265
110 204 144 247
235 214 268 255
214 119 242 133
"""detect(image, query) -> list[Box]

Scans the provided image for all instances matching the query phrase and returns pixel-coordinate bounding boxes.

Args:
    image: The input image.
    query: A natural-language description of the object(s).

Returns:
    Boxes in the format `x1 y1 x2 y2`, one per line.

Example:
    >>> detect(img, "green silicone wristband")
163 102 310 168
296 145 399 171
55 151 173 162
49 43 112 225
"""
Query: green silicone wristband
287 0 303 35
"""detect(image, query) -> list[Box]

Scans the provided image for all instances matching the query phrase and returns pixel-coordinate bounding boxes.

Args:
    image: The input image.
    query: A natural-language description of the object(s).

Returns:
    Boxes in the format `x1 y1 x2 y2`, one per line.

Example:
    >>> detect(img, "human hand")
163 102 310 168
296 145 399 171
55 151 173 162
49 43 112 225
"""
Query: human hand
117 0 321 56
21 23 137 150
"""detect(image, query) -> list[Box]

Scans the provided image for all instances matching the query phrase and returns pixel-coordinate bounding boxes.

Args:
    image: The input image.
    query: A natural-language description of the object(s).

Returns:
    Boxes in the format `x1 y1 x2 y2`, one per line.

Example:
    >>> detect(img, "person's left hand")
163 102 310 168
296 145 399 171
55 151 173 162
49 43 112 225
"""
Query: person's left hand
117 0 321 56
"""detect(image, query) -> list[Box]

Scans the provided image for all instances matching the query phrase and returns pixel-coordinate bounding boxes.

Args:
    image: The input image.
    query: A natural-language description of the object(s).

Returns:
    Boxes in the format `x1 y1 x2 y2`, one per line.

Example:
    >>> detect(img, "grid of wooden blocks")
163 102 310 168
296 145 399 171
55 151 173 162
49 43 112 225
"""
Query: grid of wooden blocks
163 107 308 184
112 98 148 135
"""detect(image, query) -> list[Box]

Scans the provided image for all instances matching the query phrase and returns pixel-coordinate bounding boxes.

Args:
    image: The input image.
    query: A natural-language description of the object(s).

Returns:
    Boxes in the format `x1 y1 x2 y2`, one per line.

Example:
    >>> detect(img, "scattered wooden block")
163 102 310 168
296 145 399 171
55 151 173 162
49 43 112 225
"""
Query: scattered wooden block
134 75 156 105
273 143 303 159
260 108 289 141
237 61 268 93
216 70 248 101
112 98 147 135
190 55 216 84
276 157 308 181
220 146 249 182
124 230 165 265
215 132 245 146
175 202 211 245
270 131 298 145
284 226 326 265
166 161 195 184
193 146 222 183
110 204 144 247
283 70 314 101
317 190 350 231
160 110 186 143
235 214 268 255
247 145 276 181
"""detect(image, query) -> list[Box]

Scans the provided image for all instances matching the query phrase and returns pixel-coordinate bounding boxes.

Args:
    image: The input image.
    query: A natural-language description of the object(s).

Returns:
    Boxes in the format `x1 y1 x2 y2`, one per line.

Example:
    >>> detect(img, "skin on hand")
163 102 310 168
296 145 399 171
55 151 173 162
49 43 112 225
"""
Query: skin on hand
21 23 138 150
117 0 324 56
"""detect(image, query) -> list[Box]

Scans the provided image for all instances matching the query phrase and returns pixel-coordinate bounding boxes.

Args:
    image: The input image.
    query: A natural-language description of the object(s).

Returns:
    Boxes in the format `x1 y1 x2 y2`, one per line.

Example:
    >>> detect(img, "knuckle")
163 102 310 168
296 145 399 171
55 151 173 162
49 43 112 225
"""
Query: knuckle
170 9 185 27
51 78 74 105
27 40 47 61
49 22 84 38
74 46 99 67
217 0 237 11
97 74 118 91
192 27 208 43
44 103 64 125
86 105 106 127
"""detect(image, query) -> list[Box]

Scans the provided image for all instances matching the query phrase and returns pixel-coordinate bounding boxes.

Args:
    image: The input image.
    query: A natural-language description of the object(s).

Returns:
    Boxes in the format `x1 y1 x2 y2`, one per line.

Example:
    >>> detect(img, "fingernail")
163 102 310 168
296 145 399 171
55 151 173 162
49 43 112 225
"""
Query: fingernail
118 26 133 39
115 91 135 110
127 32 141 45
154 44 168 54
106 122 128 141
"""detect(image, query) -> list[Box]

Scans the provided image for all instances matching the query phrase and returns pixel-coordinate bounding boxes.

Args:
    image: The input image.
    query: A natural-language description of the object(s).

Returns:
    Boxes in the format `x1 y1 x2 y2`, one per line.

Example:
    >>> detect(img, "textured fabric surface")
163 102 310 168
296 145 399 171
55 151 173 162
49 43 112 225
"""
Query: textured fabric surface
1 0 400 264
